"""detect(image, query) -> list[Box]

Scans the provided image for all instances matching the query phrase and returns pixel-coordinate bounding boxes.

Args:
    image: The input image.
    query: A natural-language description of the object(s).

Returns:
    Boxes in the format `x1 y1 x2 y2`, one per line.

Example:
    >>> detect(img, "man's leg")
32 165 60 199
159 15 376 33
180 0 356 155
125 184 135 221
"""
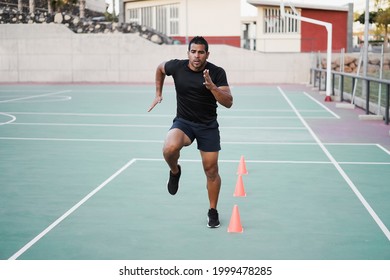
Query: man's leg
163 128 191 195
200 151 221 209
201 151 221 228
163 128 191 174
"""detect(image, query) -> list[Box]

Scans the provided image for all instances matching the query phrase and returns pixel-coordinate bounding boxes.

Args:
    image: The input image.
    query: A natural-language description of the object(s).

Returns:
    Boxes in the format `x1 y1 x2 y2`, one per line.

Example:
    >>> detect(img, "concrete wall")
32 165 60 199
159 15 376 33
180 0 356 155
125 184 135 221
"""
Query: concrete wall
0 24 312 84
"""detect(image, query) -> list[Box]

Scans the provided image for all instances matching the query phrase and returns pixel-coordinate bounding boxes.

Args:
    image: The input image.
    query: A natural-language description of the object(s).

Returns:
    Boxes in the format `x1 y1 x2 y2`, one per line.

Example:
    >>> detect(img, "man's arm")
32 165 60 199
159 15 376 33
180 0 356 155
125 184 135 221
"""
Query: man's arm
148 62 166 112
203 69 233 108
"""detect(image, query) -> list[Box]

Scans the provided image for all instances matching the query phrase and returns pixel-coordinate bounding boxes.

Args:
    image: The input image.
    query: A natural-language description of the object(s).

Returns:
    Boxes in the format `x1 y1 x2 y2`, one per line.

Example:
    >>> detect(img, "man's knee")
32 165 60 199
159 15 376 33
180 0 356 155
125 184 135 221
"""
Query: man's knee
203 164 219 180
163 142 180 157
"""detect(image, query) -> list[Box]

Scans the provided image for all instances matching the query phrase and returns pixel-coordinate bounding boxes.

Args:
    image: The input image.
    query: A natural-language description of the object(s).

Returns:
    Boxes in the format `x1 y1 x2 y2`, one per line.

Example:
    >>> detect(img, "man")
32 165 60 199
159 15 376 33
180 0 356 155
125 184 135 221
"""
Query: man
148 36 233 228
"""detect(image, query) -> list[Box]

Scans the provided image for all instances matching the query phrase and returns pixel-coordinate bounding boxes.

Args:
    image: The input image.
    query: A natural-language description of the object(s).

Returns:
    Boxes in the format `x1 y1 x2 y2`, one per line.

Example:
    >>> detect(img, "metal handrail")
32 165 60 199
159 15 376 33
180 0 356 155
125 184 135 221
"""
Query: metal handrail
310 67 390 125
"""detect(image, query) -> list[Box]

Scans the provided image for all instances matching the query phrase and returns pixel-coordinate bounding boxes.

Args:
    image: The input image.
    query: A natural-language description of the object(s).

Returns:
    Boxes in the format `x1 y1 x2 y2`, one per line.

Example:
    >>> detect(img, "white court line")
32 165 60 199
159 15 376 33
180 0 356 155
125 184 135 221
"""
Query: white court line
9 123 170 128
0 95 71 103
134 158 390 165
0 136 388 153
222 126 305 130
5 112 299 119
0 137 164 143
377 144 390 156
8 158 137 260
3 112 174 117
2 112 337 120
278 86 390 241
338 162 390 165
0 90 71 103
135 158 330 164
0 136 387 150
303 91 340 119
0 137 318 145
325 143 381 146
221 109 328 112
7 122 306 130
0 113 16 125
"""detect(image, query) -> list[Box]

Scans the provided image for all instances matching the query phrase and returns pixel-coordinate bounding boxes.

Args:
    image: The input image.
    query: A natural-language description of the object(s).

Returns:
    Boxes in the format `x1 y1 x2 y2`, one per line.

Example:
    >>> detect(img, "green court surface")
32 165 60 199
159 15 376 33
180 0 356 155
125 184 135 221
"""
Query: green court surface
0 84 389 260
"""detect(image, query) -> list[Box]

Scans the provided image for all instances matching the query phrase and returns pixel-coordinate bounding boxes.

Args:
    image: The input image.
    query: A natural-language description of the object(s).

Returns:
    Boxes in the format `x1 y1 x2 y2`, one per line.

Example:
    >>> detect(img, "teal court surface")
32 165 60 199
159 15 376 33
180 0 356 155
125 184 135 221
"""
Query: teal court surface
0 84 389 260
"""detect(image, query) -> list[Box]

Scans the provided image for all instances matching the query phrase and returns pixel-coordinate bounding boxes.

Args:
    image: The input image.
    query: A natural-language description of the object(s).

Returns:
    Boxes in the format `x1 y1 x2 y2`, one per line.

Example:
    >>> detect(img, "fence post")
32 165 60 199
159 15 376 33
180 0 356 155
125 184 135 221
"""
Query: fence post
332 73 335 96
366 80 370 114
340 75 344 102
386 84 389 125
318 71 322 91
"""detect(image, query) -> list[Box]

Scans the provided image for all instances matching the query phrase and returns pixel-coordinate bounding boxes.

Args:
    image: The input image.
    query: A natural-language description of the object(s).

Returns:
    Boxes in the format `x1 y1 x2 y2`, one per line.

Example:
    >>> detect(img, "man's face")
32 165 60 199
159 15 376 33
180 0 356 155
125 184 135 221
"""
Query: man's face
187 43 209 72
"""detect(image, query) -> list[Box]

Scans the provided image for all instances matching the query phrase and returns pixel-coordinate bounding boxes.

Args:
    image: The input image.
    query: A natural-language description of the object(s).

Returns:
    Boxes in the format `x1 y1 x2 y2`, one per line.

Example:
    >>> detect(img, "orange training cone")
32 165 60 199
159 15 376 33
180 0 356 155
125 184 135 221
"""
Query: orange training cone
233 175 246 197
237 155 248 175
227 205 243 233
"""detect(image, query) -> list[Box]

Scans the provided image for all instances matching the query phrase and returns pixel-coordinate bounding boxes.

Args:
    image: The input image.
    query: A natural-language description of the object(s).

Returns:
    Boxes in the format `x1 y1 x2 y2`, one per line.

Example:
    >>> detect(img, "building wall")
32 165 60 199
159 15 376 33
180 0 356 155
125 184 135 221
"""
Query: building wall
301 9 348 52
123 0 241 47
252 3 350 53
255 7 301 52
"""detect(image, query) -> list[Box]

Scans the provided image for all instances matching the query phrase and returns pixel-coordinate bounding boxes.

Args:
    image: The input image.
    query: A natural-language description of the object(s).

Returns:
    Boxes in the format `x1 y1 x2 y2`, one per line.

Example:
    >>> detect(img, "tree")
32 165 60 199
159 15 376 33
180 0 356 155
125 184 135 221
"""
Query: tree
376 8 390 50
50 0 78 13
355 11 377 24
355 2 390 51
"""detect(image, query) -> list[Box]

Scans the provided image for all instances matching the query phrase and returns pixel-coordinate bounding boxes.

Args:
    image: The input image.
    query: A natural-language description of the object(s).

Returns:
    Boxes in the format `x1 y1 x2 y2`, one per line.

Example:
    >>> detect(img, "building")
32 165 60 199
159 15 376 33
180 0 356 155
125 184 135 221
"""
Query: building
119 0 242 47
118 0 353 53
247 0 354 52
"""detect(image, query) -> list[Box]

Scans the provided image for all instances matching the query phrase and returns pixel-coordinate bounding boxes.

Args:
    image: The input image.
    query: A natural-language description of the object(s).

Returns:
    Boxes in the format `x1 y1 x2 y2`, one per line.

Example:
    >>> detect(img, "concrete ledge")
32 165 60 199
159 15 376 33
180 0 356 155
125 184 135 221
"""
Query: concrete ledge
332 96 341 102
336 103 355 109
358 114 384 121
0 25 313 84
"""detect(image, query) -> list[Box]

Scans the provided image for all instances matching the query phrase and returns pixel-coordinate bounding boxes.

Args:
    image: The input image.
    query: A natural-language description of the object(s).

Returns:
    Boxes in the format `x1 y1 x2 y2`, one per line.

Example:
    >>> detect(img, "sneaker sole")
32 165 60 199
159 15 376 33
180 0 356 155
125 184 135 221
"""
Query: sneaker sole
207 217 221 228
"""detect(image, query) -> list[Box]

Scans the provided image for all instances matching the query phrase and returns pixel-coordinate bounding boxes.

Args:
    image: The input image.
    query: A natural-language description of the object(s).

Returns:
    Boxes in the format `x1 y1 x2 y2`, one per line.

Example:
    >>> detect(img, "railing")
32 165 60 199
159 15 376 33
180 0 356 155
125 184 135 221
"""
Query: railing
310 67 390 125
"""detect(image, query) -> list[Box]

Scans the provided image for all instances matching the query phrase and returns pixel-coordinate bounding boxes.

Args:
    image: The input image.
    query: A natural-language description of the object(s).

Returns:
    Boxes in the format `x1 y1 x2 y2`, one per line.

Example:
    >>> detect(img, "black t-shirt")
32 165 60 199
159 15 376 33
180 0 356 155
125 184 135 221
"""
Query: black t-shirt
164 59 229 124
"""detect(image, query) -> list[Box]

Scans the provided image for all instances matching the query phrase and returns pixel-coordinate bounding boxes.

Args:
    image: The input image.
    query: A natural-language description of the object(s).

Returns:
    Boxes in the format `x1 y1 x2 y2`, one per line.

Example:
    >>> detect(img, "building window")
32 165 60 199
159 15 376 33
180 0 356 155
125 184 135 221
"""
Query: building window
156 5 167 34
127 4 179 36
169 5 179 35
141 6 153 27
264 8 299 34
128 8 140 24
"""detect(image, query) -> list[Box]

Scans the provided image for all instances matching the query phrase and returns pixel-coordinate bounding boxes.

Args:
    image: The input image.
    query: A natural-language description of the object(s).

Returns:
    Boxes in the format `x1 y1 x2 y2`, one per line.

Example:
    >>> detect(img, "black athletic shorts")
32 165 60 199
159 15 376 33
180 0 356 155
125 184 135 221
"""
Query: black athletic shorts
170 117 221 152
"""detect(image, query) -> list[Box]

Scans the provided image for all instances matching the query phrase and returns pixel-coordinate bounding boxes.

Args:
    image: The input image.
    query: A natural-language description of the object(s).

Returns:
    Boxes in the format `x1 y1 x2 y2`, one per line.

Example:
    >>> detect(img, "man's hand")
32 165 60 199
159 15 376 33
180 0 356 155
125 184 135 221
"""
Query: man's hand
203 69 233 108
148 96 163 112
203 69 217 90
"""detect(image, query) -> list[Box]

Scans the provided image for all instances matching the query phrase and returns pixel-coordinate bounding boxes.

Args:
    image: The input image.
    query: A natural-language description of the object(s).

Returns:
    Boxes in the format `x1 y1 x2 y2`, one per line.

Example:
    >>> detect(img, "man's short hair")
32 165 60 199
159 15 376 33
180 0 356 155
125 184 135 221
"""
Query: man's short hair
188 36 209 52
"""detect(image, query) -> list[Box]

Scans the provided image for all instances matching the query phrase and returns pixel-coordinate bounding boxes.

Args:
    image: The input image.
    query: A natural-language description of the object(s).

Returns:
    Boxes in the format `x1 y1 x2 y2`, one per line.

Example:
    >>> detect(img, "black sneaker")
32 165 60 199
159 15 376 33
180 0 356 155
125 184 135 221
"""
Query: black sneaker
167 165 181 195
207 208 220 228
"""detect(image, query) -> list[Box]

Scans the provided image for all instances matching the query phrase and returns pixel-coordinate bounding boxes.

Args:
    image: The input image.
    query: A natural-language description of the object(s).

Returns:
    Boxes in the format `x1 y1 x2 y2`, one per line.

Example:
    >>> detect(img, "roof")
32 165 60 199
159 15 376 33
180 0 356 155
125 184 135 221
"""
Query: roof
247 0 351 12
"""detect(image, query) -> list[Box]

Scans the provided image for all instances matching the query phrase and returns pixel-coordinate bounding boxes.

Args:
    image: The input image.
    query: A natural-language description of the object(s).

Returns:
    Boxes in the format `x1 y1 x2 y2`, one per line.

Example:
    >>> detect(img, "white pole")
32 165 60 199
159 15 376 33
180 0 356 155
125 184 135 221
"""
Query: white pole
378 44 384 115
325 23 332 100
362 0 369 97
352 48 363 105
280 2 332 100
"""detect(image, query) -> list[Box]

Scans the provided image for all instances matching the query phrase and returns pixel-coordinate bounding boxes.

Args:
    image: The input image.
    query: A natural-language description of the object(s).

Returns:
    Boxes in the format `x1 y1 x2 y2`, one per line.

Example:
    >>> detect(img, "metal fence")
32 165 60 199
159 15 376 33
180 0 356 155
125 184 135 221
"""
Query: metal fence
310 67 390 125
